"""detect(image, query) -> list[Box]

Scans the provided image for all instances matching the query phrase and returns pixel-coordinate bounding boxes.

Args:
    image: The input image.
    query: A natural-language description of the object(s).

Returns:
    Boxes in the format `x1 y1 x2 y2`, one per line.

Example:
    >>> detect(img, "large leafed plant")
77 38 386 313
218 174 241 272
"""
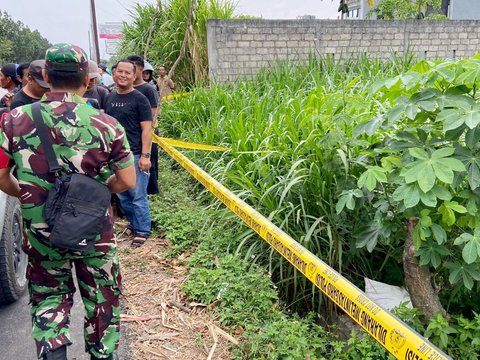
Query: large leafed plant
342 56 480 320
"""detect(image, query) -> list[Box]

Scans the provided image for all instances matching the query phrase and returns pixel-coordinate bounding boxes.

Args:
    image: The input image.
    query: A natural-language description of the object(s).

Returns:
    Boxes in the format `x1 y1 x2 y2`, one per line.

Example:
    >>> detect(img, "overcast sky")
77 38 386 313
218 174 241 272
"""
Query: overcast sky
0 0 339 60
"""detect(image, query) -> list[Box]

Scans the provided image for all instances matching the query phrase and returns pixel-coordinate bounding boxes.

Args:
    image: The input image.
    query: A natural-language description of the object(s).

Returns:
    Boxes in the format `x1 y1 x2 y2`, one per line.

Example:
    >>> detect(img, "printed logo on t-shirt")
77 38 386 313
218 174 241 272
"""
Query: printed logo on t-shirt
110 102 126 108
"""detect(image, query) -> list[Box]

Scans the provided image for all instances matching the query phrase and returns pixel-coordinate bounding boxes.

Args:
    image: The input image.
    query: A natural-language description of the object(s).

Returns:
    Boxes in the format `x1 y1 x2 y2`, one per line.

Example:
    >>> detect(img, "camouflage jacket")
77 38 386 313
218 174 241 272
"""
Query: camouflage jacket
0 92 133 260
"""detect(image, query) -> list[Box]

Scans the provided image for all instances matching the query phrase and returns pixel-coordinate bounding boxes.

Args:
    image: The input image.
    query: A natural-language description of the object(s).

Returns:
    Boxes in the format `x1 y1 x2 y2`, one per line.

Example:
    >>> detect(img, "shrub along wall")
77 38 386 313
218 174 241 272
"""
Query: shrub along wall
207 19 480 82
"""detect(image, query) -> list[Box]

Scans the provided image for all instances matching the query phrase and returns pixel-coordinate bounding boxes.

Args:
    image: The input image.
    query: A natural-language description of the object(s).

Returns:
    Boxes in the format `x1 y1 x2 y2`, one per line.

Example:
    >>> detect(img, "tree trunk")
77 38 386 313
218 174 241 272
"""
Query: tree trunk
168 0 196 80
403 218 448 322
143 1 162 60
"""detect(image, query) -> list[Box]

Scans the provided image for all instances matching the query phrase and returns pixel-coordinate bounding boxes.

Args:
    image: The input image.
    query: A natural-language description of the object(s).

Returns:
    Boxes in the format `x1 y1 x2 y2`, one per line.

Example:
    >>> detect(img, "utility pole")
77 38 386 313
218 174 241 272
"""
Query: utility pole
87 30 93 60
90 0 101 62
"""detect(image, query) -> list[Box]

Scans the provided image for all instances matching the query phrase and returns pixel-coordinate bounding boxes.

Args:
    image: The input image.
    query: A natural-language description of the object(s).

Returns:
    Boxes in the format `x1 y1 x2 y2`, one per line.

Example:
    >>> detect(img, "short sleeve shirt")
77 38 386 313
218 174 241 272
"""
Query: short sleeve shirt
135 83 159 108
84 85 109 110
0 91 133 260
157 76 174 98
105 90 152 154
10 88 39 110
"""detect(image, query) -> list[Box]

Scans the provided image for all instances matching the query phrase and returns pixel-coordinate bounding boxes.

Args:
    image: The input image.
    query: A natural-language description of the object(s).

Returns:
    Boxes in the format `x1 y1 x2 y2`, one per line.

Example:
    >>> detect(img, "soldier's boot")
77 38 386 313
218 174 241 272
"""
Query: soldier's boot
42 346 67 360
90 353 118 360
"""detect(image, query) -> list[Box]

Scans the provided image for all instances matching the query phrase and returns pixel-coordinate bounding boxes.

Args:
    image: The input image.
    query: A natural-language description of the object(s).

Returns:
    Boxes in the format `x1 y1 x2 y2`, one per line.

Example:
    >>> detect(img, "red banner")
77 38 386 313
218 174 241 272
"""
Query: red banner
99 33 123 39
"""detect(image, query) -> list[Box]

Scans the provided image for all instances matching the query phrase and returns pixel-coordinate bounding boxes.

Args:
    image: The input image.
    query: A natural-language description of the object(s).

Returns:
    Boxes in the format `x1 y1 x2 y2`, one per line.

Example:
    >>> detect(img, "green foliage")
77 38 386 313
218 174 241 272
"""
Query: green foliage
236 314 345 360
348 58 480 300
149 162 205 255
341 331 392 360
368 0 442 19
182 254 279 326
161 54 415 311
158 52 480 355
154 153 347 359
422 313 480 359
0 11 51 63
118 0 237 86
425 13 448 20
154 148 480 358
343 303 480 359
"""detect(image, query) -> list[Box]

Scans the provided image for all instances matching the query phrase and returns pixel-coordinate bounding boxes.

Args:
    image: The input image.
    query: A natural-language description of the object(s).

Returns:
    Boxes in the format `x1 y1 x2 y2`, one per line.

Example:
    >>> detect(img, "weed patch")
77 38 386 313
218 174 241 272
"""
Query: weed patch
152 154 349 358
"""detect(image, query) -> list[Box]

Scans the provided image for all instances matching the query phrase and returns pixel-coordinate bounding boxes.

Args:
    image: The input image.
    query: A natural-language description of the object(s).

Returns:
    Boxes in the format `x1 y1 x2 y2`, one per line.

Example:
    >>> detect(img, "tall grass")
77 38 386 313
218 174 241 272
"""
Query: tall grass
160 54 415 312
118 0 238 86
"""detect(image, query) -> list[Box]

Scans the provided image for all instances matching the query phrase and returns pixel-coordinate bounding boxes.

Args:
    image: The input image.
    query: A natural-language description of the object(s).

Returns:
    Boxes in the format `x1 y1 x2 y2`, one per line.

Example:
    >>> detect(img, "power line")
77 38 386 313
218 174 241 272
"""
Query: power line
114 0 129 12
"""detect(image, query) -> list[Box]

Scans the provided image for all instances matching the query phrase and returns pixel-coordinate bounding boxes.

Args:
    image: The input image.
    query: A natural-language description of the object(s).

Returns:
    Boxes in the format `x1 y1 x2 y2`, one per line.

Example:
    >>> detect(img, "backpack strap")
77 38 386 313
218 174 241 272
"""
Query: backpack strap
31 102 62 176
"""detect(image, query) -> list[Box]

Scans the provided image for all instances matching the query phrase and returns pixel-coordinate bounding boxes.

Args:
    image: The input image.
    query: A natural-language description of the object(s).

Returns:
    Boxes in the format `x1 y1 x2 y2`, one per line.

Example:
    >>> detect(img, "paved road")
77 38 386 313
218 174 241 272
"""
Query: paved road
0 279 128 360
0 289 88 360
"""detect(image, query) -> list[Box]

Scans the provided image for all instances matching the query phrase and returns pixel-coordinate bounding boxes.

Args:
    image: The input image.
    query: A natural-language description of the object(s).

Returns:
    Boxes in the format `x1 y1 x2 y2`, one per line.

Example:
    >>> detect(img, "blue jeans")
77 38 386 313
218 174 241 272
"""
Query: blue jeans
117 154 151 236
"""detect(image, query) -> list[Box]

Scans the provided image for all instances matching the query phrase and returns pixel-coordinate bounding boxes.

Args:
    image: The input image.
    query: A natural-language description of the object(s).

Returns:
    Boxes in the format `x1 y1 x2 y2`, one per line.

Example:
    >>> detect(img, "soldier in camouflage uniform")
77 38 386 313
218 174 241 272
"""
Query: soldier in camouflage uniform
0 43 136 360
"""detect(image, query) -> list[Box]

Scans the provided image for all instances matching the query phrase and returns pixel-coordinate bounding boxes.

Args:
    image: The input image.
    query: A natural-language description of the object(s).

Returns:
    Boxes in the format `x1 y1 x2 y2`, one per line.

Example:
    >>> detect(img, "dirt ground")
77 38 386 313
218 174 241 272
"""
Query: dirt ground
116 220 235 360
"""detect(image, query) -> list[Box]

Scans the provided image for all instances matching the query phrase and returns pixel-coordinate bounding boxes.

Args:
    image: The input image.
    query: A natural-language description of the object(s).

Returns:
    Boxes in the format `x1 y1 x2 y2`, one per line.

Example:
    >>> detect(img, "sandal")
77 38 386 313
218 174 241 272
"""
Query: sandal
131 236 147 248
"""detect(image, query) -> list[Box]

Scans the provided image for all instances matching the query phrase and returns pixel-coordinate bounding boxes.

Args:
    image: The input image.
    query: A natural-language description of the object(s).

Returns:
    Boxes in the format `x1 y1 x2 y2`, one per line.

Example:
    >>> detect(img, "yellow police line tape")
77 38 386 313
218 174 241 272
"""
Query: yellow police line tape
153 134 451 360
159 137 227 152
161 91 193 102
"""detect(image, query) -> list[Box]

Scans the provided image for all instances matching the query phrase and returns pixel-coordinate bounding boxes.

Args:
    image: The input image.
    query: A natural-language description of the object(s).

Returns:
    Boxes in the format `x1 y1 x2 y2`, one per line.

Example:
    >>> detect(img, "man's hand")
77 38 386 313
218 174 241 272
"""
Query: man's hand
138 156 151 172
1 93 13 108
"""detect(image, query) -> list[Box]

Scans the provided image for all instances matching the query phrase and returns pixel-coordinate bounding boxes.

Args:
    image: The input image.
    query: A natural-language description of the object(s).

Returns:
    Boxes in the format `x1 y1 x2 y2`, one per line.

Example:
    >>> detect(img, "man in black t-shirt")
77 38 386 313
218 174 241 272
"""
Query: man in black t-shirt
84 60 109 110
126 55 159 113
16 62 30 87
10 60 50 110
0 63 21 107
105 59 153 247
127 54 160 195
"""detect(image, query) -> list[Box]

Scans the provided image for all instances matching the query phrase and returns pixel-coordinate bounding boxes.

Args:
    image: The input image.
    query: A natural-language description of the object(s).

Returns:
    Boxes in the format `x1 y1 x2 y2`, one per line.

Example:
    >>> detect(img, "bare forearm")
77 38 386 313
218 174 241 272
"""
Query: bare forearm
141 127 152 154
107 166 136 193
107 175 131 193
151 108 157 127
0 173 20 197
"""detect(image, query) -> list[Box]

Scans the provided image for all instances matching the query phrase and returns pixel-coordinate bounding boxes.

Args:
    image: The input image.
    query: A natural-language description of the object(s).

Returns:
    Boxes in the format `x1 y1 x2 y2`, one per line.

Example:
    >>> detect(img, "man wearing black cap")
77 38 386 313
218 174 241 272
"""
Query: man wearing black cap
10 60 50 110
0 43 135 360
0 63 21 107
84 60 109 110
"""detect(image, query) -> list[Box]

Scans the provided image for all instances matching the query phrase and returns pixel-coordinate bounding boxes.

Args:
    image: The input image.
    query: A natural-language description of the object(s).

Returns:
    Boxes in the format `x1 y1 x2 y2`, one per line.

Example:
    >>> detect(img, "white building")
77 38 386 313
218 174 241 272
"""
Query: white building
344 0 380 19
345 0 480 20
449 0 480 19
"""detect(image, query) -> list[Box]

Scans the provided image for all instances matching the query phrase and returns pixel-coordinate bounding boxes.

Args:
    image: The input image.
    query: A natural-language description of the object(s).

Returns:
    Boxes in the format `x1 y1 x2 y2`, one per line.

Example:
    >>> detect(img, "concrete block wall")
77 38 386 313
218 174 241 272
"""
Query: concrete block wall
207 19 480 82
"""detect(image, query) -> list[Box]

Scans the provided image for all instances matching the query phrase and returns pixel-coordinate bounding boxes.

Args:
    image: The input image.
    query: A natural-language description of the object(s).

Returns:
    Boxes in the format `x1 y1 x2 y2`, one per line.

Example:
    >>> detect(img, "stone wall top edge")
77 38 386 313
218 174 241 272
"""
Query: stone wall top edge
206 18 480 26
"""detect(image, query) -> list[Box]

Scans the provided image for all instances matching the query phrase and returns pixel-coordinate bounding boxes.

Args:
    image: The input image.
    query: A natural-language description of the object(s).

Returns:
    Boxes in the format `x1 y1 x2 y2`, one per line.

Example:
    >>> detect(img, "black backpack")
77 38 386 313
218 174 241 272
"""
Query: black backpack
32 102 111 252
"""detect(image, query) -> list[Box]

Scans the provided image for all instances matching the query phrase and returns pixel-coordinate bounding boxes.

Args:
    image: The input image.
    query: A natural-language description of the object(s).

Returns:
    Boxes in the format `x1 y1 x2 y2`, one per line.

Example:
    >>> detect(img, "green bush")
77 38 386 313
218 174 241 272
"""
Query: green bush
182 254 278 326
236 314 345 360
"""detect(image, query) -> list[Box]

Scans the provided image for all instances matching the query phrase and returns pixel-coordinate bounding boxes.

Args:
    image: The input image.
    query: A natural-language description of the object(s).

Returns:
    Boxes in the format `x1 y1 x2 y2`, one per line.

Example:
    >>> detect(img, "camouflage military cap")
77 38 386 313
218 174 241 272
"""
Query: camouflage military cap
45 43 88 72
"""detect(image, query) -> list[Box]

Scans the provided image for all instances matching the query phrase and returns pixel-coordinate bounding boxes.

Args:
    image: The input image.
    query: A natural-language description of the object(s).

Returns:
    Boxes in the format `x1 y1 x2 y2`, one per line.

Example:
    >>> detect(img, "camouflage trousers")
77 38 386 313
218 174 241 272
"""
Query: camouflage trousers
27 249 122 359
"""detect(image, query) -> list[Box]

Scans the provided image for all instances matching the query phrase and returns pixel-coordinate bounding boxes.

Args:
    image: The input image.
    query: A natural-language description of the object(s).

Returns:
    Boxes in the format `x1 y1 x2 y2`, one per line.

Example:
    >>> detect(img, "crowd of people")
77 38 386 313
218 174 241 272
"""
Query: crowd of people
0 43 176 360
